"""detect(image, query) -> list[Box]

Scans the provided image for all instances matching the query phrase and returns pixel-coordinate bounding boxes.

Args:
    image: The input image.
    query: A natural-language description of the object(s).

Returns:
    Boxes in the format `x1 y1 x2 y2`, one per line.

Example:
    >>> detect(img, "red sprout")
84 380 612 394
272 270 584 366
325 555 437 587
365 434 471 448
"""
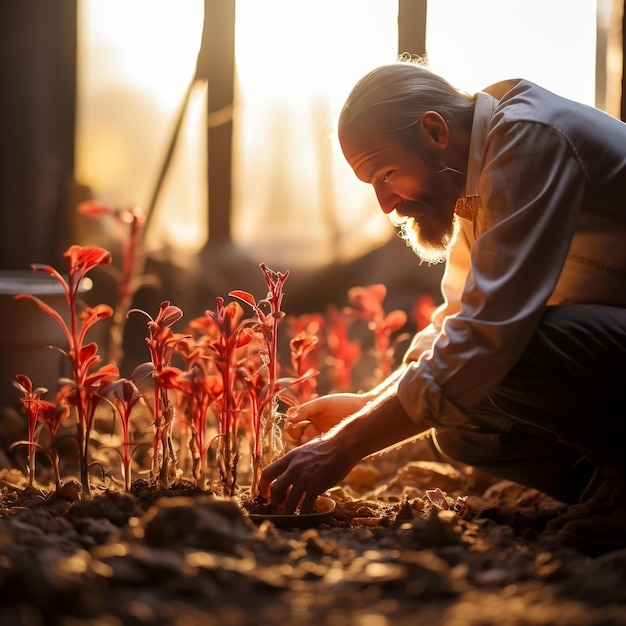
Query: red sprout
99 377 144 491
129 301 186 489
15 246 114 496
344 284 408 381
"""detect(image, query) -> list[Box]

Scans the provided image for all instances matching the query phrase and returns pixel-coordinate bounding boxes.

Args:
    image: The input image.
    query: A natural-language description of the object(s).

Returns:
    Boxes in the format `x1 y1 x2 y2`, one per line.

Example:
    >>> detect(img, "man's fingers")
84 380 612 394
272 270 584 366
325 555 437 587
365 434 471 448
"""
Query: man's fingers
300 424 321 444
282 485 304 515
299 490 318 515
258 454 289 498
258 451 307 512
285 405 315 426
283 419 307 442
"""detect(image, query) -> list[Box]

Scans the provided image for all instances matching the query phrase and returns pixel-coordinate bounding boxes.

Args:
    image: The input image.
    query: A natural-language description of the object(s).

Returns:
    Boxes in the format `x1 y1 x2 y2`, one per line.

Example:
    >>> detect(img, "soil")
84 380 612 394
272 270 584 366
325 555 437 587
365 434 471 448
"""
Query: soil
2 418 626 625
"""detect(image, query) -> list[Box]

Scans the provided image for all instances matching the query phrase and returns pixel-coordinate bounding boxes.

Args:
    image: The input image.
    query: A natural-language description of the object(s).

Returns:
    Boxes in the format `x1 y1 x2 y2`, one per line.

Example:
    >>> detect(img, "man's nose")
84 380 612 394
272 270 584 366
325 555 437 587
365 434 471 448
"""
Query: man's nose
374 187 397 215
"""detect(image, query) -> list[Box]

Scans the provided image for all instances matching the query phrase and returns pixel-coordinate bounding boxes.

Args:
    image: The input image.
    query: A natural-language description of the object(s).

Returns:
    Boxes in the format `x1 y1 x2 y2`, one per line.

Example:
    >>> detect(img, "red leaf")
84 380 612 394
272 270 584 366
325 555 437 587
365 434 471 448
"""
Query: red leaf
229 290 257 307
13 374 33 393
64 245 112 276
77 201 113 218
383 309 408 332
154 301 184 328
131 362 155 382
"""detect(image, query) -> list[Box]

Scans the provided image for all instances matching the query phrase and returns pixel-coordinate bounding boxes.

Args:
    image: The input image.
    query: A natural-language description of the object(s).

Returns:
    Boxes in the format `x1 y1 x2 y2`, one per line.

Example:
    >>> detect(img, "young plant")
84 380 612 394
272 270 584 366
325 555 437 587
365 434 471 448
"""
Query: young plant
412 294 437 331
324 304 361 392
193 298 256 496
236 346 276 496
284 312 324 394
58 354 120 496
77 202 157 365
276 331 320 408
35 398 70 495
230 264 289 495
343 284 409 382
11 375 47 488
15 245 117 497
130 301 186 490
158 361 222 491
99 377 144 491
12 375 70 493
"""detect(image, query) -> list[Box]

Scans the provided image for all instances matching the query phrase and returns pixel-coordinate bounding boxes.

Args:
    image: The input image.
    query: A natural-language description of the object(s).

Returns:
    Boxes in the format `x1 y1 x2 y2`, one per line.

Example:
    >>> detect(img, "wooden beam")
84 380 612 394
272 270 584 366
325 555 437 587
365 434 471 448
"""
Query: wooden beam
398 0 428 59
622 0 626 121
199 0 236 243
0 0 77 268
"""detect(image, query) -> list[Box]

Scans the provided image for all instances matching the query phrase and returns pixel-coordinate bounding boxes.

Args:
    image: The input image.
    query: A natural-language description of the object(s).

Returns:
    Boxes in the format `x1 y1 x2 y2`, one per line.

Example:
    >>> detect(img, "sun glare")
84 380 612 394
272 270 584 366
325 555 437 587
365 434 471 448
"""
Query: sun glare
76 0 204 216
426 0 597 105
76 0 600 263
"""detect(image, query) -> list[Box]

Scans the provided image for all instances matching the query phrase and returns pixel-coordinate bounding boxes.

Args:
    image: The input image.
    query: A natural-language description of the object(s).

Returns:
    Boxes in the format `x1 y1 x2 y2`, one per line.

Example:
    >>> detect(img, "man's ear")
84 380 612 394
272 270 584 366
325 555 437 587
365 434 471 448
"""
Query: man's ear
419 111 449 148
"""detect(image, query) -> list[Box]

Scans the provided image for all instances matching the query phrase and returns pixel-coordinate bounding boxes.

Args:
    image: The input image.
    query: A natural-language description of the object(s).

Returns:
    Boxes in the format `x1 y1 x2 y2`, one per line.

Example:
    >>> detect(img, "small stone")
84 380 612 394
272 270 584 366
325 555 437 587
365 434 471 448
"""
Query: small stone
58 480 82 502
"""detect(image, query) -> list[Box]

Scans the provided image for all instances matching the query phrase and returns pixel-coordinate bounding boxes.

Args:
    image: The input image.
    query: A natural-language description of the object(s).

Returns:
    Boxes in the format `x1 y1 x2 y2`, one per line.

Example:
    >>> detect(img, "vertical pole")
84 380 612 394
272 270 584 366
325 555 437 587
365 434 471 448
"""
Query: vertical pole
398 0 428 58
597 0 610 112
199 0 236 243
0 0 77 268
621 0 626 121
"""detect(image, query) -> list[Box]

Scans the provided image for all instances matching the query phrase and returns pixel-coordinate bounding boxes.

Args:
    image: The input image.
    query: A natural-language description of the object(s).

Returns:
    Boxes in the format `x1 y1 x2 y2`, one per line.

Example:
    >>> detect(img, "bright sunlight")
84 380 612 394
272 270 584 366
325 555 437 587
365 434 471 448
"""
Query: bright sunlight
76 0 598 265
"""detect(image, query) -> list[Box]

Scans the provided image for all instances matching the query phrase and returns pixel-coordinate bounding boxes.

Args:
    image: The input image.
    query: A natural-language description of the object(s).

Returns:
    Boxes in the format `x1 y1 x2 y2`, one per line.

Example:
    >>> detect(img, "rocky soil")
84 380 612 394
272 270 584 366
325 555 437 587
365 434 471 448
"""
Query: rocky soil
2 430 626 626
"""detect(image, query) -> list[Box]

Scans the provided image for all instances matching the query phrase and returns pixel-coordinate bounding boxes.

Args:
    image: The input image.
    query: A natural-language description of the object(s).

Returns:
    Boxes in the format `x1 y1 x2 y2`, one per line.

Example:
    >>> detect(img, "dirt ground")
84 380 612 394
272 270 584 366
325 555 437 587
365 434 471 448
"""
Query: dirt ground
2 428 626 626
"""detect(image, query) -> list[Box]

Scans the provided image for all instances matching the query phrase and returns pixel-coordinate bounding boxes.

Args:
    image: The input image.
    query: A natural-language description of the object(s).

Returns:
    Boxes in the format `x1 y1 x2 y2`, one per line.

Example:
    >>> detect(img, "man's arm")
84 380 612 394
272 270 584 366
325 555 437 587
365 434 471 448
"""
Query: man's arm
259 386 429 513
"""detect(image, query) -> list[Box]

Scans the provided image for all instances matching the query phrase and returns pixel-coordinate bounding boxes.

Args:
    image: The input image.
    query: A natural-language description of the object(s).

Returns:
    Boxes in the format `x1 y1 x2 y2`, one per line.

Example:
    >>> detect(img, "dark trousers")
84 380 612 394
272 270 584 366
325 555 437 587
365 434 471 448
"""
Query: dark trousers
434 304 626 504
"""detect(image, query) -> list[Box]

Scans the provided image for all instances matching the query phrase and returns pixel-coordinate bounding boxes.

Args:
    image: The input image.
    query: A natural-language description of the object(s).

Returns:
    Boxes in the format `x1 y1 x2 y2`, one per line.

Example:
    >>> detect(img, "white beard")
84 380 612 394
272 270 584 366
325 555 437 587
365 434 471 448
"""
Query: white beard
390 212 460 265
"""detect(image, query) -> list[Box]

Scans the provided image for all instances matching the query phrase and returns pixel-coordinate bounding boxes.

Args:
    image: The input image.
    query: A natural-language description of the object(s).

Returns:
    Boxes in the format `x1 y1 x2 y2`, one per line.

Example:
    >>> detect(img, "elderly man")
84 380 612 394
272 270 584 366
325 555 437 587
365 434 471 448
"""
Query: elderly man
259 60 626 556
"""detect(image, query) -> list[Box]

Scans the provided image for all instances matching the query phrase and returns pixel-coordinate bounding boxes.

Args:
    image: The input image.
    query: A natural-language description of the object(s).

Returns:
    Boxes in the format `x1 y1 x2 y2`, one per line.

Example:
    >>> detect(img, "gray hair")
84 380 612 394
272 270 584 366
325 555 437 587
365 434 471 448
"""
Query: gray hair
339 59 474 138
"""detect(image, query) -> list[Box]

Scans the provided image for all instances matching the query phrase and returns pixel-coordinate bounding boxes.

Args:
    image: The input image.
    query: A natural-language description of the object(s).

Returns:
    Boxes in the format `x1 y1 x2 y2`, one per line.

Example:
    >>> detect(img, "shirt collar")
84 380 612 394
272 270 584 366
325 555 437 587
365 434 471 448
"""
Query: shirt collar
454 87 502 221
466 91 498 197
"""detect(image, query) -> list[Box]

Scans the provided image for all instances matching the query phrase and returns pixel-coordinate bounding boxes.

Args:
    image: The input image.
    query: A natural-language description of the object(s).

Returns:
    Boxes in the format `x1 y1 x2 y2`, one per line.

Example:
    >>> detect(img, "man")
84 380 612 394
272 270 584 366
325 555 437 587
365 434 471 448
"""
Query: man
259 59 626 556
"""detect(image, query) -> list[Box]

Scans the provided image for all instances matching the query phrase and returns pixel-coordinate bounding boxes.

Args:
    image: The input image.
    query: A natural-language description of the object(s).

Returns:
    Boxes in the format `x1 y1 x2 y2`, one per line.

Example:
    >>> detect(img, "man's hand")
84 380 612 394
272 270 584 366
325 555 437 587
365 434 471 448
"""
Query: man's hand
283 393 370 444
258 434 357 514
260 393 423 514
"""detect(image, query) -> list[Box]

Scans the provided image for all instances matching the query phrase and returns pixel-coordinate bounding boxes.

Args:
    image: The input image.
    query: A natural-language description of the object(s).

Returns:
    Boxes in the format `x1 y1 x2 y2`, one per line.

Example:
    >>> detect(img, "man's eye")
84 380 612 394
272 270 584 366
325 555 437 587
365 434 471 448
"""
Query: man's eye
381 171 393 183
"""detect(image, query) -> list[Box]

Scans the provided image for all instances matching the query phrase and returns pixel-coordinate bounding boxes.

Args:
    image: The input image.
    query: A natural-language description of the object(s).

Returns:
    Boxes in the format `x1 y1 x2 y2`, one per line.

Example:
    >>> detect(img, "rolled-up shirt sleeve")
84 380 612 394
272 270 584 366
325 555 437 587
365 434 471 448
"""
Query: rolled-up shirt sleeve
398 121 588 428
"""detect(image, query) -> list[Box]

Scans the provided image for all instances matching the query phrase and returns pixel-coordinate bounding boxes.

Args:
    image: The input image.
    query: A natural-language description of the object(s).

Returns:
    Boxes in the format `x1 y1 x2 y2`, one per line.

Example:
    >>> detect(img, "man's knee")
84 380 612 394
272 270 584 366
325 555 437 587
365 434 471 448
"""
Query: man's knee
433 426 519 466
513 304 626 379
534 304 626 351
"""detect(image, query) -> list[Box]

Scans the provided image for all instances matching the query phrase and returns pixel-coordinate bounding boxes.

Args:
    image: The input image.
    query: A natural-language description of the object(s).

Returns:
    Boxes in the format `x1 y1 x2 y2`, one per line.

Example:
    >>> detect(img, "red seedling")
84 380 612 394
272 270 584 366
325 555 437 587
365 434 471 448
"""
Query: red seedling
230 264 289 495
130 301 186 490
195 298 256 496
158 363 223 490
12 375 71 493
324 303 362 391
77 201 157 364
99 377 145 491
412 294 437 331
276 331 320 408
344 284 409 381
15 245 115 496
12 375 47 488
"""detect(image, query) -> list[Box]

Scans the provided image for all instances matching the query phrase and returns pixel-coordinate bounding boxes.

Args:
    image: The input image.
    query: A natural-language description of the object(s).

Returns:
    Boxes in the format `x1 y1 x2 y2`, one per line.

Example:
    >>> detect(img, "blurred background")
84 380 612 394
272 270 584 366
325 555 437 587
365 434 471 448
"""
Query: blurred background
0 0 623 372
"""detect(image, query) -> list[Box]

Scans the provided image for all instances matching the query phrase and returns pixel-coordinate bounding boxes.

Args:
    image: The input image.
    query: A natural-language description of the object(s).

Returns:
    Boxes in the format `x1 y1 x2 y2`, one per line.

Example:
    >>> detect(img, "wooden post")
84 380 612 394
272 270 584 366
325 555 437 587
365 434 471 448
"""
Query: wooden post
0 0 77 268
198 0 236 243
398 0 428 58
621 0 626 121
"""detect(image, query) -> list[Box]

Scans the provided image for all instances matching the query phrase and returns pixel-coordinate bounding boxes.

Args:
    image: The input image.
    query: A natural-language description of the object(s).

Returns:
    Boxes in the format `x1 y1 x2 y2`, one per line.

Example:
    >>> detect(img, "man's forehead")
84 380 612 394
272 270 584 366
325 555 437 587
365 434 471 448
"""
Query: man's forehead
339 125 395 179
